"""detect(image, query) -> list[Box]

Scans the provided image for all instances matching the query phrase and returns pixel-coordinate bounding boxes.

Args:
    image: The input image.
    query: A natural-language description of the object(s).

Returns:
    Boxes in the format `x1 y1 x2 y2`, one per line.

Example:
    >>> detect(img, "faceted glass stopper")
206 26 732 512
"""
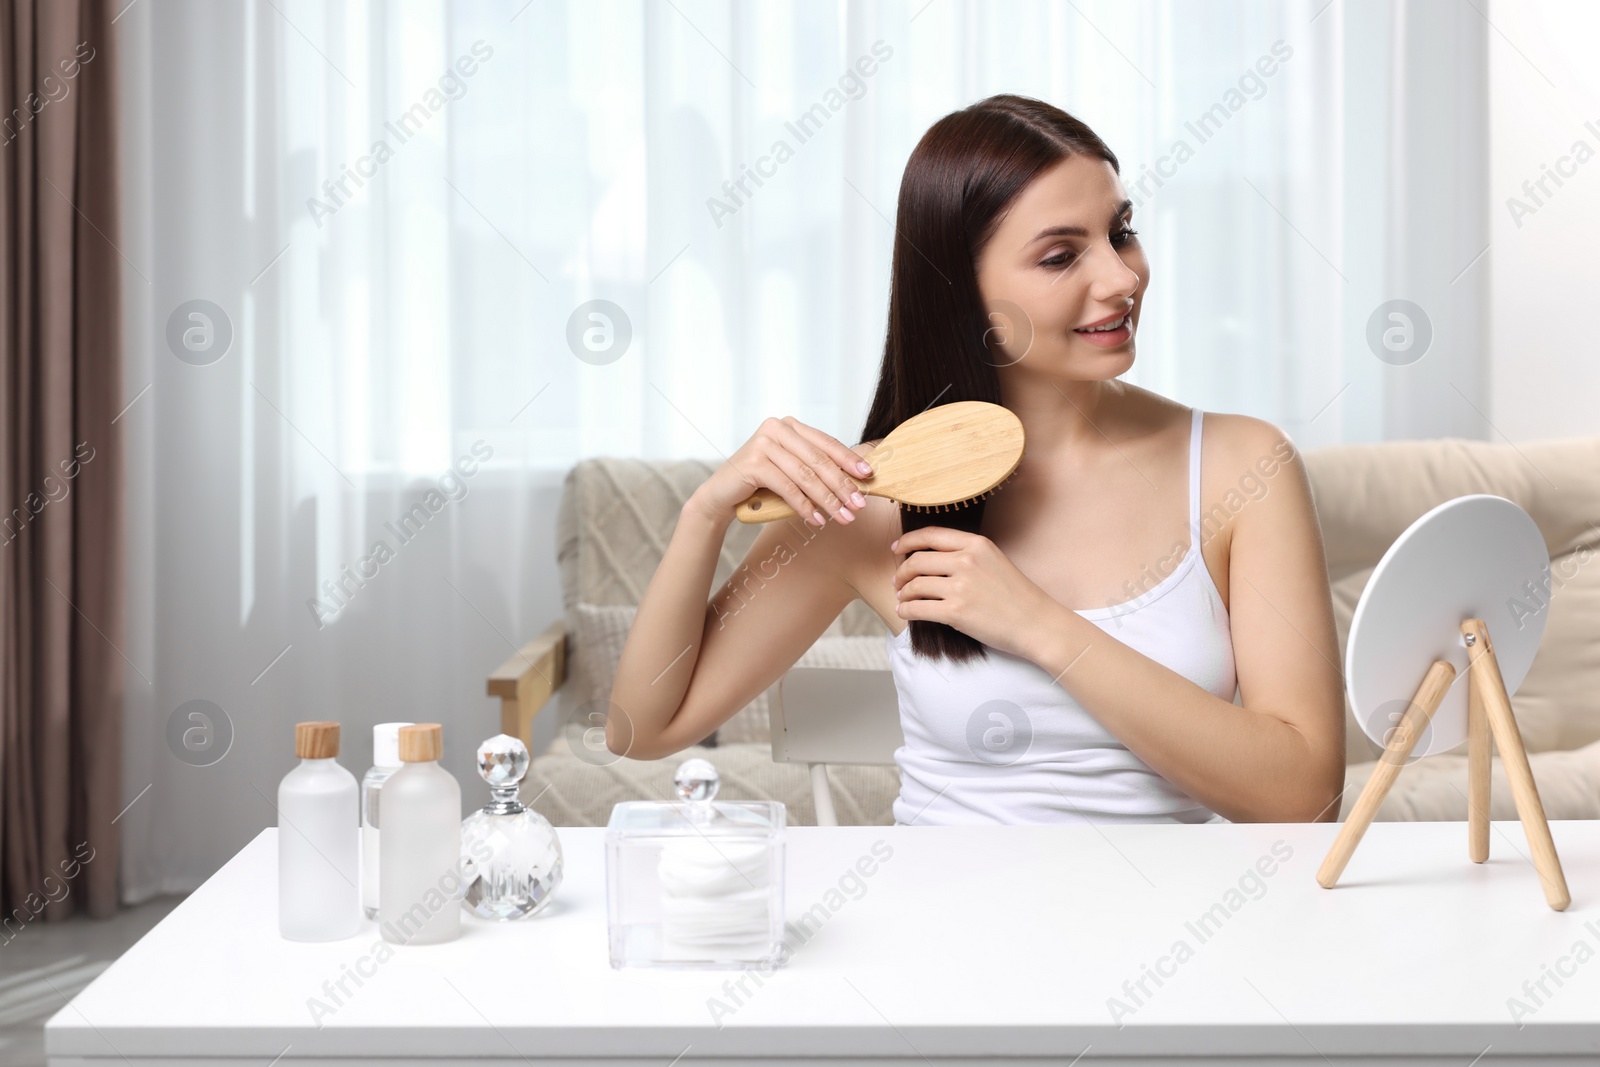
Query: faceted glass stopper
477 733 530 786
673 758 719 803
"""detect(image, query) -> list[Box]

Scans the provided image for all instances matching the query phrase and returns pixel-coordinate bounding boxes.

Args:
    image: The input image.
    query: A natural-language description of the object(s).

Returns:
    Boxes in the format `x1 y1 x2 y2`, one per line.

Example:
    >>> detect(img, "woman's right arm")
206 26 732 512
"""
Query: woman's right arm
606 416 878 760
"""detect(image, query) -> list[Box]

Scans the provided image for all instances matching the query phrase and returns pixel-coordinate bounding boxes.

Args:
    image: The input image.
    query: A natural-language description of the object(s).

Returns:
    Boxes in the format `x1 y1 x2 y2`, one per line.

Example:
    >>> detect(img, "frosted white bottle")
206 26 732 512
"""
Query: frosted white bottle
379 723 462 945
278 721 360 941
361 722 413 919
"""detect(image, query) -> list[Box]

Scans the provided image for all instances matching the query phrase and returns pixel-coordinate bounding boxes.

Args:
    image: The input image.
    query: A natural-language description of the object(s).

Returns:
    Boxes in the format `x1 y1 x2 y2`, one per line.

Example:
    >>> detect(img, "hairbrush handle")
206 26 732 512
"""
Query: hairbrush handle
735 488 801 524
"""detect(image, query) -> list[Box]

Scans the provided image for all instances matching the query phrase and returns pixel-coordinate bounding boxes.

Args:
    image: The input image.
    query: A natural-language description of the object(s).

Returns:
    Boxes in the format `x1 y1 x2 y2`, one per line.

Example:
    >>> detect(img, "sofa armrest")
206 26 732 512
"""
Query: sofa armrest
487 619 567 749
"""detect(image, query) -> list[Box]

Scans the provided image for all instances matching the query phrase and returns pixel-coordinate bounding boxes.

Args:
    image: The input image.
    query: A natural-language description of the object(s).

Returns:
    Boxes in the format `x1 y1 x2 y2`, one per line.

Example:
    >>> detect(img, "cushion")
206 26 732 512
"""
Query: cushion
1339 737 1600 821
567 602 890 746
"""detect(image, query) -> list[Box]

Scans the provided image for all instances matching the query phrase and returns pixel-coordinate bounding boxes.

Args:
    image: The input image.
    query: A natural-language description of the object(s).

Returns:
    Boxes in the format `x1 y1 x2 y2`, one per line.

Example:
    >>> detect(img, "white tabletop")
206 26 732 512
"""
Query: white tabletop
47 821 1600 1064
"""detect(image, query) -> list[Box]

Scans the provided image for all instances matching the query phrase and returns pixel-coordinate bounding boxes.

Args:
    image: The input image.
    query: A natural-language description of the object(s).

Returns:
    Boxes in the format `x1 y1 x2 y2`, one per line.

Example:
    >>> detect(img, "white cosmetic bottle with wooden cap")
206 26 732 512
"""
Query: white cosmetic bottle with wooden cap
378 723 462 945
278 721 360 941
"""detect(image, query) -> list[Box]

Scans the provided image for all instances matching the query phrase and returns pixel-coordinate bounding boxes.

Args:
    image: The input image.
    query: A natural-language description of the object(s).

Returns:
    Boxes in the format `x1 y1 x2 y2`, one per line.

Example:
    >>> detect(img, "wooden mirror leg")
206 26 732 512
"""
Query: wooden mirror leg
1461 619 1571 911
1468 669 1490 864
1318 659 1456 889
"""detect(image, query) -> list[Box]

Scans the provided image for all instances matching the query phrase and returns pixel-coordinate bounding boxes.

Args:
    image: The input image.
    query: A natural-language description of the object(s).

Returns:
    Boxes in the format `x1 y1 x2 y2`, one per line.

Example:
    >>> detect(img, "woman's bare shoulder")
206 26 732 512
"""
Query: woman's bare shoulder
1119 382 1295 461
1202 411 1300 467
758 440 896 581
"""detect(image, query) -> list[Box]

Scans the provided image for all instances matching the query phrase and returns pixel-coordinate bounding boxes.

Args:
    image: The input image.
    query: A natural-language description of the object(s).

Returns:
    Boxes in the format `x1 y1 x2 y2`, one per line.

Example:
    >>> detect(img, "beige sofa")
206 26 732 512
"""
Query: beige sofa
490 433 1600 826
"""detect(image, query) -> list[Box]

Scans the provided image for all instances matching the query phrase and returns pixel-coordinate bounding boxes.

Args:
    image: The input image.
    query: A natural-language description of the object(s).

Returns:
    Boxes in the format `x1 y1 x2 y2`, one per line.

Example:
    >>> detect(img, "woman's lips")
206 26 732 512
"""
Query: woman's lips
1074 311 1133 347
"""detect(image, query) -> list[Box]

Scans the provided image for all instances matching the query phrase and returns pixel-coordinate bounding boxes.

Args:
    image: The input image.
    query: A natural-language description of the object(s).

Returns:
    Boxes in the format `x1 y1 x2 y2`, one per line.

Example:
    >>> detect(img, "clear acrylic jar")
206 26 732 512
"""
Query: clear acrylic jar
605 758 786 970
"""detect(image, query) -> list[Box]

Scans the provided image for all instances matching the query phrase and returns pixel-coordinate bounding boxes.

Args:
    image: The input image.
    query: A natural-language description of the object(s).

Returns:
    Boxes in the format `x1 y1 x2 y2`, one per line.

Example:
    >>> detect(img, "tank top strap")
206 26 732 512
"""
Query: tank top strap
1188 407 1203 548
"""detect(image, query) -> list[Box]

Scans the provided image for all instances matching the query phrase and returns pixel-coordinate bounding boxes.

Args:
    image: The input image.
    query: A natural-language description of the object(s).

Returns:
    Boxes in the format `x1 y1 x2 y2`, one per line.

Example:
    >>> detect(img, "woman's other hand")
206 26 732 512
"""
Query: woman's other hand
891 526 1057 661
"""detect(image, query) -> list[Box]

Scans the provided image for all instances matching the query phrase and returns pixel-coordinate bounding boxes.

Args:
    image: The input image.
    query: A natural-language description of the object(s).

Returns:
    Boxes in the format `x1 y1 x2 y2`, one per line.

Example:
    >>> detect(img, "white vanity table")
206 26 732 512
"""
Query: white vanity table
46 820 1600 1065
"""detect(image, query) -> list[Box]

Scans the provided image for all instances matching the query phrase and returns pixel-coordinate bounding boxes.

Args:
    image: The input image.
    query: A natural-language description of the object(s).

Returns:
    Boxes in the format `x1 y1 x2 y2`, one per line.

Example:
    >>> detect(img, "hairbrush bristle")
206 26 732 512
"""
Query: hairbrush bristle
893 471 1012 513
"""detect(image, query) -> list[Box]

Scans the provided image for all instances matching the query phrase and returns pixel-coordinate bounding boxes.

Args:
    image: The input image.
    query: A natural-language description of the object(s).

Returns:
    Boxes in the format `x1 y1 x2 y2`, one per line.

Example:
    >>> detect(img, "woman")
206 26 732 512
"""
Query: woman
609 94 1345 825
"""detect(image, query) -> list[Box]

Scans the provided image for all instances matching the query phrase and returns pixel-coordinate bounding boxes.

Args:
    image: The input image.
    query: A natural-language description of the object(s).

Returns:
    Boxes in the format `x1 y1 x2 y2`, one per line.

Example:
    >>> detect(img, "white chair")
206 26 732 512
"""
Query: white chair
770 667 904 826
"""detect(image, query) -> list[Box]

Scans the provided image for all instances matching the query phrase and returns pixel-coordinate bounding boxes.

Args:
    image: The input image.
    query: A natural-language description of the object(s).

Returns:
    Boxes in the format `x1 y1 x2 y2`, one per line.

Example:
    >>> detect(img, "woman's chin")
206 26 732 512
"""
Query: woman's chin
996 340 1136 381
1074 340 1136 371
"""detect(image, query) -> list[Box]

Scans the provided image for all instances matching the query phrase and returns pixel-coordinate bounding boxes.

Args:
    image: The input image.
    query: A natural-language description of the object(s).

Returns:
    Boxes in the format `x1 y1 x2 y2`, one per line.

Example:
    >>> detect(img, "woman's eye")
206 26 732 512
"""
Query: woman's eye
1041 229 1138 267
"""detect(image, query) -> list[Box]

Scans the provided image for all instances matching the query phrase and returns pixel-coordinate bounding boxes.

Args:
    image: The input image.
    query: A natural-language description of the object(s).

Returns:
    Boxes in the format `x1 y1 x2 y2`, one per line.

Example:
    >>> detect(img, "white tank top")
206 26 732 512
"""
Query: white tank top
888 406 1236 826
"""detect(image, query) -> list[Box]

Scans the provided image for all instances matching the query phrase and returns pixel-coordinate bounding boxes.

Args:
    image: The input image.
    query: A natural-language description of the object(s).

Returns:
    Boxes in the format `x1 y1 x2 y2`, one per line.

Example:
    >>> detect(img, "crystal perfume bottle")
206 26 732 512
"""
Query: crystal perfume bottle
459 734 564 920
605 758 786 969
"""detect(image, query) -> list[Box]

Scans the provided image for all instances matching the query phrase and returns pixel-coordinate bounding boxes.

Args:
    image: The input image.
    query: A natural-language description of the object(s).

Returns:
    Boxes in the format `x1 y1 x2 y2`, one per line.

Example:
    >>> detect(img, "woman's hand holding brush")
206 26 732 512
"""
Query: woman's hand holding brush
688 415 873 529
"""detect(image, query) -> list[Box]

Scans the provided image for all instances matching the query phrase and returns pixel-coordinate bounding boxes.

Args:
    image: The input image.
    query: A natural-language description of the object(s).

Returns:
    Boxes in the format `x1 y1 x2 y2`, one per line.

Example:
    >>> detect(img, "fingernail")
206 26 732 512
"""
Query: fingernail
857 461 872 475
850 491 866 508
837 506 853 523
812 510 826 526
890 538 898 550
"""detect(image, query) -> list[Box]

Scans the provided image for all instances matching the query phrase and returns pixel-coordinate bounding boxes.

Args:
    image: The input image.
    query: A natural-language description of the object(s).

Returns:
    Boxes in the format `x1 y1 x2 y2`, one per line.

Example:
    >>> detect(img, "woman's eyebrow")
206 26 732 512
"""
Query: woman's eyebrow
1026 199 1135 243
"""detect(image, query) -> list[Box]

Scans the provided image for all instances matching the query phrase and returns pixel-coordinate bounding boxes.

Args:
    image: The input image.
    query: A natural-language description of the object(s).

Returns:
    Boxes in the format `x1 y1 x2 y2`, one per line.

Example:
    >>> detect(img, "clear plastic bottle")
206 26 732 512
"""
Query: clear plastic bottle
278 721 360 941
378 723 462 945
361 721 413 919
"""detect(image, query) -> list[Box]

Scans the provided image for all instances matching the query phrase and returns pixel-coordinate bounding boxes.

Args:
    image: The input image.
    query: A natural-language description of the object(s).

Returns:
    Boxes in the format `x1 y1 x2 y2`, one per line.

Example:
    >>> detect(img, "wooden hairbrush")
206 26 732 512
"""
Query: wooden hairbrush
735 400 1024 523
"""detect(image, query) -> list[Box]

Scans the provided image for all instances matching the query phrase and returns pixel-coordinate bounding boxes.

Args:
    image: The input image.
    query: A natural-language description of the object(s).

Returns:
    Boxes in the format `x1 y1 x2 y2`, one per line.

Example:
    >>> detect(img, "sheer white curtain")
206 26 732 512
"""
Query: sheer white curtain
116 0 1485 899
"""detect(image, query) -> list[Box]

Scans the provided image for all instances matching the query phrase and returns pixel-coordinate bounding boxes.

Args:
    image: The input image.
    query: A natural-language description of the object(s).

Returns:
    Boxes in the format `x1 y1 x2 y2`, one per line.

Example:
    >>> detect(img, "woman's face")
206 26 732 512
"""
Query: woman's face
973 154 1148 377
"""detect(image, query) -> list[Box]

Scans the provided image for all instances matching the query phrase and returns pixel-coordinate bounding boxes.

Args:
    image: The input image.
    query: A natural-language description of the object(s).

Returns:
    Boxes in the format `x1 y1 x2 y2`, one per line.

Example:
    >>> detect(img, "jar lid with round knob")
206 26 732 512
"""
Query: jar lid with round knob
606 757 787 836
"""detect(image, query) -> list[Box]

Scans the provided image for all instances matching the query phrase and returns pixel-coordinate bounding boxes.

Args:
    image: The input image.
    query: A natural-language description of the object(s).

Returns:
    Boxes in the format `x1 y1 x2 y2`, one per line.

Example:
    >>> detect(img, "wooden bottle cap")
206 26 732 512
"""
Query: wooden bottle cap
398 723 443 762
294 721 341 759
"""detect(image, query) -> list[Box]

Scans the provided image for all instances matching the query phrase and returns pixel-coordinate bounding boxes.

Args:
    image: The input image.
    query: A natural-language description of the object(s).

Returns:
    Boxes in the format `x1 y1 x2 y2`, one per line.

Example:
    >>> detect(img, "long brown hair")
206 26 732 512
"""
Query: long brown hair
859 94 1120 664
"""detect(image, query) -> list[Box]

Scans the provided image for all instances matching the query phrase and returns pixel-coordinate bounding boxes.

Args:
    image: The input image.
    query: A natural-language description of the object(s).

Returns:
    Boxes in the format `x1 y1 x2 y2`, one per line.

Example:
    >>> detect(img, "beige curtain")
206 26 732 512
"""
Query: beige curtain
1 0 122 922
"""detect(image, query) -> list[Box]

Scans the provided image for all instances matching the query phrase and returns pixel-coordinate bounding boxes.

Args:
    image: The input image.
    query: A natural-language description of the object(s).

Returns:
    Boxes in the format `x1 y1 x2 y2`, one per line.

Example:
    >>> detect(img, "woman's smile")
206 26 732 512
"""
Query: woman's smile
1074 307 1135 347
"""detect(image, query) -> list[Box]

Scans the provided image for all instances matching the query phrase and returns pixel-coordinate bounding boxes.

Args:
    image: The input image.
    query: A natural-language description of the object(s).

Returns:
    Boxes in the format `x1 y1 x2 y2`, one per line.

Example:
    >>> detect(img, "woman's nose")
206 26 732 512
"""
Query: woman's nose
1083 240 1140 300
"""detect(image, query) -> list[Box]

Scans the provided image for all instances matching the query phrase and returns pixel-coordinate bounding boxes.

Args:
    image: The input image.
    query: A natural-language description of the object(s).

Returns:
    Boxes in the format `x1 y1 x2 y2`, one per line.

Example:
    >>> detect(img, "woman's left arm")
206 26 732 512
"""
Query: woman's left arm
1036 418 1345 822
892 418 1347 823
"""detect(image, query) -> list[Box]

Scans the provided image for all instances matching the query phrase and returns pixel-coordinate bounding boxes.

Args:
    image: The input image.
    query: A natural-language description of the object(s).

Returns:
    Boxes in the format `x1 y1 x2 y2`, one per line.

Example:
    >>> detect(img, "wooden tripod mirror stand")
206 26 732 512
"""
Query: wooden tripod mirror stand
1316 495 1571 911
